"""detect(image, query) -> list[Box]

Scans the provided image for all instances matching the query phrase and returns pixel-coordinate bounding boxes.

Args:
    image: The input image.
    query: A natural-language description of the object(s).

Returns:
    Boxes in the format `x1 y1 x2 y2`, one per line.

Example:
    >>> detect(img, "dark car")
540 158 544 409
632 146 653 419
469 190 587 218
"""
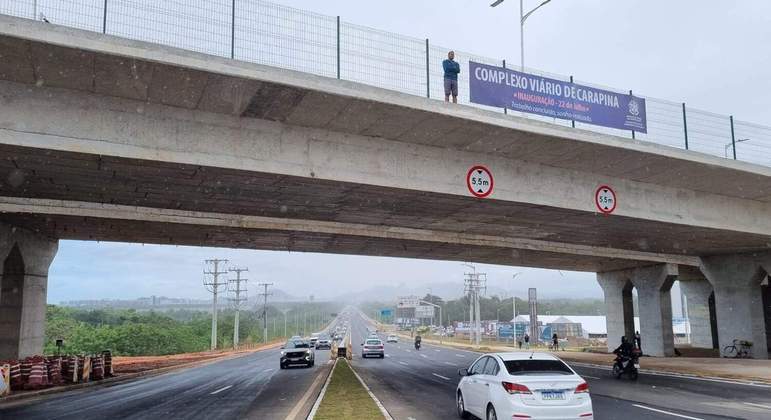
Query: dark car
280 339 315 369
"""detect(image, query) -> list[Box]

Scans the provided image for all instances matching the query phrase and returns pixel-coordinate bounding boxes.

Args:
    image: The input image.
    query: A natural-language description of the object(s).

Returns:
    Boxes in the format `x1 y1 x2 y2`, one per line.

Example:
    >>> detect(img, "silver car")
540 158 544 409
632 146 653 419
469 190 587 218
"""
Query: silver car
361 338 385 358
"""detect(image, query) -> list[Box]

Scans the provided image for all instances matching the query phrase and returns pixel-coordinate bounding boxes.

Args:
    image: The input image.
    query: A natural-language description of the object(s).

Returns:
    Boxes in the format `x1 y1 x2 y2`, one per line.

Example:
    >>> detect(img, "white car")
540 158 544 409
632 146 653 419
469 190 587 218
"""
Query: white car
386 335 398 343
456 352 592 420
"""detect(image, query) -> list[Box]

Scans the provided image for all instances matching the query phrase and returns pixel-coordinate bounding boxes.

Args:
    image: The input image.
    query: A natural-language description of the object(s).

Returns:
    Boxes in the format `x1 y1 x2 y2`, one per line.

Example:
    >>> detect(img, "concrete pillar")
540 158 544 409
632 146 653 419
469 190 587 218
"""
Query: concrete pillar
0 223 58 359
597 273 634 353
678 266 715 349
629 264 677 357
700 252 771 360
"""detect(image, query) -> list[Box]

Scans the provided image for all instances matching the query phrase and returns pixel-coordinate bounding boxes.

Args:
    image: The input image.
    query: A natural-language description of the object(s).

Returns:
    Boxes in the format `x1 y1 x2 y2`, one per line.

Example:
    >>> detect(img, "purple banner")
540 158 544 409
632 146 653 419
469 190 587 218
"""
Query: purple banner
469 61 647 133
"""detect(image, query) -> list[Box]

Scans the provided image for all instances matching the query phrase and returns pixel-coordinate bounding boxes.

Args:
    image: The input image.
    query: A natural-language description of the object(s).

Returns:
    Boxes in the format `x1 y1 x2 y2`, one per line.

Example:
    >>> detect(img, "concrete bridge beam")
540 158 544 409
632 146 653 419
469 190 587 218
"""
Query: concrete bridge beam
700 252 771 359
0 223 58 359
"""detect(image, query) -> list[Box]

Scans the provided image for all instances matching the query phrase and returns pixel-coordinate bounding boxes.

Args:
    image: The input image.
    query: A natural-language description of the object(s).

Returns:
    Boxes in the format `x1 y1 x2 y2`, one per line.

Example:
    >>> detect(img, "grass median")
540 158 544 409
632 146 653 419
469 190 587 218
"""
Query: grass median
314 359 385 420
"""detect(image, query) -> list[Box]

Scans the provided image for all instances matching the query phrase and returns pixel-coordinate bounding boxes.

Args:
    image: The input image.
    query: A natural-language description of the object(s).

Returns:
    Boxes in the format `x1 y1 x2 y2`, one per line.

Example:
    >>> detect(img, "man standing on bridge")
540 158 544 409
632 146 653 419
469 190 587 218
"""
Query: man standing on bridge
443 50 460 103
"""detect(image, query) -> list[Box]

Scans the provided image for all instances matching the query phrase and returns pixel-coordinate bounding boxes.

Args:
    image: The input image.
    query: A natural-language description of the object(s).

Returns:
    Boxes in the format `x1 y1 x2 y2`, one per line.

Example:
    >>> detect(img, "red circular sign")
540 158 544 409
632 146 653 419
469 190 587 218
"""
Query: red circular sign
595 185 617 214
467 165 494 198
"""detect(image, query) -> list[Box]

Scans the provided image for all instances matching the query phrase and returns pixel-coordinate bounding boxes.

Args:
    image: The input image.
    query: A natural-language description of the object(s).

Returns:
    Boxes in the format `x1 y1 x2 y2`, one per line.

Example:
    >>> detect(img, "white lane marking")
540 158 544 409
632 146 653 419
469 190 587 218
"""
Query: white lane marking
432 373 451 380
744 402 771 410
444 362 458 366
455 354 465 357
399 361 409 366
582 375 600 380
385 354 391 358
420 354 428 359
405 350 412 353
263 368 274 373
434 349 441 352
570 362 771 389
210 385 233 395
632 404 704 420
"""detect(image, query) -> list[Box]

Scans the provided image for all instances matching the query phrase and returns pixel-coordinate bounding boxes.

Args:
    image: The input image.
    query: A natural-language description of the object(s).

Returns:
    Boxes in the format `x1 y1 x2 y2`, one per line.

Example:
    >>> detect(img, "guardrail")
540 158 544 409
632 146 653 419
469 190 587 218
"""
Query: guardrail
2 0 769 168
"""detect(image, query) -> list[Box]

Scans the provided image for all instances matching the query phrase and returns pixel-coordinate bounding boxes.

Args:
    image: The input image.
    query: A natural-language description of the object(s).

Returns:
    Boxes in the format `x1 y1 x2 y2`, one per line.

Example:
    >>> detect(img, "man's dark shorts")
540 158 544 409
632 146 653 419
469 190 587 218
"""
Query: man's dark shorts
444 78 458 97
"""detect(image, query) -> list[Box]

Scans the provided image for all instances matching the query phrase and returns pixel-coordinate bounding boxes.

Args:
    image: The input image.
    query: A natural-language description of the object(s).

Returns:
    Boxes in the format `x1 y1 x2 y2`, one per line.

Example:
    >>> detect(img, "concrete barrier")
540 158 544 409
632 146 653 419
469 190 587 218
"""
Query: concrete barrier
0 364 9 396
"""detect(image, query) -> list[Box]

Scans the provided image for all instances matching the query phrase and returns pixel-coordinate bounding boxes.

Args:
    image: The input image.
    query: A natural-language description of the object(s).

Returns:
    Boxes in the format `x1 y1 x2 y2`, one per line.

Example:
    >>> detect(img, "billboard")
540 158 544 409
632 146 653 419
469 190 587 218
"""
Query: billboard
380 309 393 317
415 305 435 319
469 61 647 133
397 296 420 308
498 323 515 338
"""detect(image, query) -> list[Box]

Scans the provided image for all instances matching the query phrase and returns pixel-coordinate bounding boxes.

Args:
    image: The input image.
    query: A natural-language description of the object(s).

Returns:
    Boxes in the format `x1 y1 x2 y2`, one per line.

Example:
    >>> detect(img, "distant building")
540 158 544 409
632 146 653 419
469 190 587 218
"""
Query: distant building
547 316 583 338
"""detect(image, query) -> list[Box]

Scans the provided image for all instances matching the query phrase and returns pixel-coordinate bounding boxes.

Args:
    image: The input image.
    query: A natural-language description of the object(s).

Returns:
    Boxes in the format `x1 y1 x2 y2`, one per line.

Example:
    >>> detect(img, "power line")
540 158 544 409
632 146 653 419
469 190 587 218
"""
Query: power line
203 258 228 350
257 282 274 344
228 267 248 348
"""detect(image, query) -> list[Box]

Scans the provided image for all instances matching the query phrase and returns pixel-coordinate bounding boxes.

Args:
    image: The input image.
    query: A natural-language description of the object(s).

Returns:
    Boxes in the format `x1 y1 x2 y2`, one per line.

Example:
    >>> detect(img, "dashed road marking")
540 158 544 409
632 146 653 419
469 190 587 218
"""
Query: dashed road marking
434 349 441 352
632 404 704 420
210 385 233 395
420 354 428 358
399 361 409 366
385 354 391 358
432 373 451 380
444 362 458 366
582 375 600 380
455 354 465 357
406 350 412 353
744 402 771 410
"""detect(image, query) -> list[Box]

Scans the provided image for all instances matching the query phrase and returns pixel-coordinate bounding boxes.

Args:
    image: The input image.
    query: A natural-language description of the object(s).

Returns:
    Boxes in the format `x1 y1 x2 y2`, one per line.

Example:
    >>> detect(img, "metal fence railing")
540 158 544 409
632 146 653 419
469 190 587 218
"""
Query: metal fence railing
2 0 770 169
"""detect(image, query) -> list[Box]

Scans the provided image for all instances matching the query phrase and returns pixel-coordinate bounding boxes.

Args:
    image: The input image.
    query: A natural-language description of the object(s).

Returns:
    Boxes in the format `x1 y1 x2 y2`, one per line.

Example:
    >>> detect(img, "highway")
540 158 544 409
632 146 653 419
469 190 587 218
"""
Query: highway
3 311 771 420
350 312 771 420
0 346 332 420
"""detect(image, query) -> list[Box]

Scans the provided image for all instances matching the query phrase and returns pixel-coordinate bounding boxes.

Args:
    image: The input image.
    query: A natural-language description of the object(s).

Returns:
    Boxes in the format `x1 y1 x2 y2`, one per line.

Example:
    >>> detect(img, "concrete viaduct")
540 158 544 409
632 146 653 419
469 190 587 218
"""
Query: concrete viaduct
0 15 770 359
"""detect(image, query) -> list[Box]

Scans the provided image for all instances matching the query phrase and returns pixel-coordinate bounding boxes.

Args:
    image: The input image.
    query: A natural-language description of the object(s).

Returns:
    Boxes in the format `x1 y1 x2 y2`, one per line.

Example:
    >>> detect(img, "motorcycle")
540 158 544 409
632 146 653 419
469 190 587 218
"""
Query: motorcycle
612 349 641 380
414 341 421 350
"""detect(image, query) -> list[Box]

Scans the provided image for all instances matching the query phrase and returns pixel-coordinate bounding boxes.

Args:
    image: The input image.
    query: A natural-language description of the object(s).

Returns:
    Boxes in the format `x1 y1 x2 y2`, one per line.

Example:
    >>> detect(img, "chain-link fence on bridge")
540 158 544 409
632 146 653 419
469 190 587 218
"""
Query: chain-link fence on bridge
2 0 769 168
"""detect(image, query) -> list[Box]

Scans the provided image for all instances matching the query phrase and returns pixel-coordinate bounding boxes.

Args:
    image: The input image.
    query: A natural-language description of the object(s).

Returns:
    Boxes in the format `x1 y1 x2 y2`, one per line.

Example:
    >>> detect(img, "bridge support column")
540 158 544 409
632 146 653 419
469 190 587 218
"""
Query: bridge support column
700 252 771 359
629 264 678 357
597 273 635 353
0 223 58 359
678 267 716 349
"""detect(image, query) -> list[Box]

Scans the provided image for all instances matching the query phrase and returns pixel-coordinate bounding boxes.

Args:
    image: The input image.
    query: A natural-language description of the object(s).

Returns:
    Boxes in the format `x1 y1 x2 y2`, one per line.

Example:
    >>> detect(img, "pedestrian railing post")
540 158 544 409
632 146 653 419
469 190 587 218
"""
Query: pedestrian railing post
425 38 430 98
336 16 341 79
629 90 635 139
730 115 737 160
230 0 235 59
502 59 507 114
570 75 575 128
682 102 689 150
102 0 107 34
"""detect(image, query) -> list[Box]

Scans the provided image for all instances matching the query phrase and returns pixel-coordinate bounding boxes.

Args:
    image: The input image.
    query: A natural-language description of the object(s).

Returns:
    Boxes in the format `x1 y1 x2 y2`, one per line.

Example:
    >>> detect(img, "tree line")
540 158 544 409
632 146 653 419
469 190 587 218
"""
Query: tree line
44 302 341 356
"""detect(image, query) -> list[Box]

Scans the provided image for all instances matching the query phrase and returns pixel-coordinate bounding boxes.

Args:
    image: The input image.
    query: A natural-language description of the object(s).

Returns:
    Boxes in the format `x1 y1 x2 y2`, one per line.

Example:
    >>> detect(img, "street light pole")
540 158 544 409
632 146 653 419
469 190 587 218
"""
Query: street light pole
491 0 553 71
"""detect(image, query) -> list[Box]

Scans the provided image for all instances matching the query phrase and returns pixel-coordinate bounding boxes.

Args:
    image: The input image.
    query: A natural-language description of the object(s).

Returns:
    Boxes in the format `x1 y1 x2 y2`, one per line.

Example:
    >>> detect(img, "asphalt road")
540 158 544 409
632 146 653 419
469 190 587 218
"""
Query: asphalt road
0 346 332 420
350 312 771 420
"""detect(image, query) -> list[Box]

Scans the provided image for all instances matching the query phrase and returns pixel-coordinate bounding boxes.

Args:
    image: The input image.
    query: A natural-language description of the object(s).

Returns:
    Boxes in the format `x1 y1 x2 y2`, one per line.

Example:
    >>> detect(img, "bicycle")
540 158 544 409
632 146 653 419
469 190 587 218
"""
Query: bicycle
723 339 753 358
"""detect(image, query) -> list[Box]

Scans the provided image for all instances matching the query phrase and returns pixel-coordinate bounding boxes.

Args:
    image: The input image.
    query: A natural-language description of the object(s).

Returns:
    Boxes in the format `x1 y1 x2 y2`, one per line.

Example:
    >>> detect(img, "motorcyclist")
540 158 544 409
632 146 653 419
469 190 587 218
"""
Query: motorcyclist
613 336 634 370
414 334 422 350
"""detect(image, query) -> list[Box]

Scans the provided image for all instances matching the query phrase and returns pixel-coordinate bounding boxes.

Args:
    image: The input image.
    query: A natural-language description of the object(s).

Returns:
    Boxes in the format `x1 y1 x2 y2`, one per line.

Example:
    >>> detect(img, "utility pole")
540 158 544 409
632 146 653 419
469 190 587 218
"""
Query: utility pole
463 263 487 346
228 267 248 348
203 259 228 350
257 282 273 344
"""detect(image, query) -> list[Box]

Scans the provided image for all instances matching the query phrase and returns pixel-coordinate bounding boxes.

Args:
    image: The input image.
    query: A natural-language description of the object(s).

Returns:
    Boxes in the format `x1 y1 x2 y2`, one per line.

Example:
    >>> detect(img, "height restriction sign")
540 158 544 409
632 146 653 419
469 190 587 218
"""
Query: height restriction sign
467 165 494 198
595 185 617 214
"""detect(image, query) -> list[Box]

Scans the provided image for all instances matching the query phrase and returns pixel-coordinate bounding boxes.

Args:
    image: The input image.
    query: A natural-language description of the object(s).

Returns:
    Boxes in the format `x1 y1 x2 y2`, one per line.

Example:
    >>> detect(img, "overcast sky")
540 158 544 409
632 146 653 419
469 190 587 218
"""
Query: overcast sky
44 0 769 304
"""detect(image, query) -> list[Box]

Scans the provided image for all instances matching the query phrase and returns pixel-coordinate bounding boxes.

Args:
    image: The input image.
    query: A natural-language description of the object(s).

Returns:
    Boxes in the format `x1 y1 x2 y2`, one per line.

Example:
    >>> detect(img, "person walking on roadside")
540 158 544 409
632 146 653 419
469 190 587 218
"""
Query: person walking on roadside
443 50 460 103
552 333 559 351
634 331 642 352
524 333 530 350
